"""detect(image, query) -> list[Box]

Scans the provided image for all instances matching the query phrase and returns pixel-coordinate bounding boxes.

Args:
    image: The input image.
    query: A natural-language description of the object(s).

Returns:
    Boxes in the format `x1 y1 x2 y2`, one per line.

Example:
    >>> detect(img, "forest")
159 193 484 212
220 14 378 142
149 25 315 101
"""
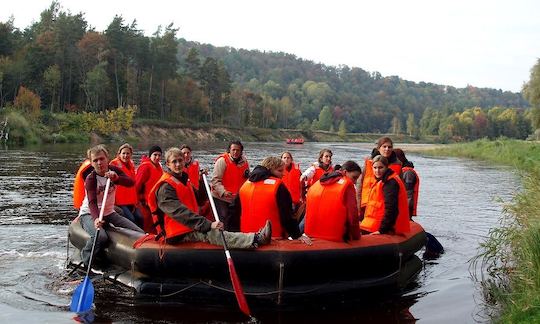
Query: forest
0 1 538 145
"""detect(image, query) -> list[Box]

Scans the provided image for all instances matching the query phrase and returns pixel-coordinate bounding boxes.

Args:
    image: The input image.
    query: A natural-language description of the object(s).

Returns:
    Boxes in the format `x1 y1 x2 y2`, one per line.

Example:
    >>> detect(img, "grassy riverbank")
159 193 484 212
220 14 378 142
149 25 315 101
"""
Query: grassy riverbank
427 139 540 322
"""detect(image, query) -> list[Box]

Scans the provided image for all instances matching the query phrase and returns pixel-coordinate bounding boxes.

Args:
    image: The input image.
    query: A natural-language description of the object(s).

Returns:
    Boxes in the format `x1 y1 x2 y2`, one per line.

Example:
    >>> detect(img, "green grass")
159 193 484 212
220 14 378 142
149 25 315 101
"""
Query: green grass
428 138 540 323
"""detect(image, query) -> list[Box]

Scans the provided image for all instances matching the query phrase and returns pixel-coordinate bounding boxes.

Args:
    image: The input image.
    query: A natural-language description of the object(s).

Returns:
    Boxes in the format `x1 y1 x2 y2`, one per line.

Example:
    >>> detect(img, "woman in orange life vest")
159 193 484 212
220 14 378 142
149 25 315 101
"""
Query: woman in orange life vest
280 151 303 209
300 148 334 195
148 147 272 248
304 160 361 242
210 140 249 231
234 156 311 244
135 145 163 233
393 148 420 218
360 155 410 235
358 137 402 218
109 143 143 228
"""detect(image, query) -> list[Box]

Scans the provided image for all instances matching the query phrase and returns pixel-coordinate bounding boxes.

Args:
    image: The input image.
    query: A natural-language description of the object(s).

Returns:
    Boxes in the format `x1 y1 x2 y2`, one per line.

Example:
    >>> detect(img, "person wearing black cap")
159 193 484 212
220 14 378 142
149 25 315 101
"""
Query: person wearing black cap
135 145 163 232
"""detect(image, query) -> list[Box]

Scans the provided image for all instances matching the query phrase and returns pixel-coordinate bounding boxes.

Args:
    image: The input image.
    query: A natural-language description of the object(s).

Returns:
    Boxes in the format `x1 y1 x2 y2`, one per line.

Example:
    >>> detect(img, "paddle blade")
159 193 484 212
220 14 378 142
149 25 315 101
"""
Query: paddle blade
70 276 94 313
227 258 251 317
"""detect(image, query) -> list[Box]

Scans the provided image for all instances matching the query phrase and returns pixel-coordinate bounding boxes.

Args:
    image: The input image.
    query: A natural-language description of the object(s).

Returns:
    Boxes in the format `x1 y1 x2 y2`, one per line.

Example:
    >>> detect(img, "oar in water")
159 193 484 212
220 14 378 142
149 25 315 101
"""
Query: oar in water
202 174 252 318
70 177 111 313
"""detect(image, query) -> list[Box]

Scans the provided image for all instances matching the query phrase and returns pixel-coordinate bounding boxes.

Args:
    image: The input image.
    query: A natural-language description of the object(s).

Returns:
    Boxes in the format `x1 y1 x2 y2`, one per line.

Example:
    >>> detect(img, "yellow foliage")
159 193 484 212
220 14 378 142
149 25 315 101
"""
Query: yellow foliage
14 86 41 121
78 106 137 135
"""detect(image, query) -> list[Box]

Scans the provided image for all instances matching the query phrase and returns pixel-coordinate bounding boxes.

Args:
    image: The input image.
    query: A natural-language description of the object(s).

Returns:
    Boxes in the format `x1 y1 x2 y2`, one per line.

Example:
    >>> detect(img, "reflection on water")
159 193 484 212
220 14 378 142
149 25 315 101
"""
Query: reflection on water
0 142 519 323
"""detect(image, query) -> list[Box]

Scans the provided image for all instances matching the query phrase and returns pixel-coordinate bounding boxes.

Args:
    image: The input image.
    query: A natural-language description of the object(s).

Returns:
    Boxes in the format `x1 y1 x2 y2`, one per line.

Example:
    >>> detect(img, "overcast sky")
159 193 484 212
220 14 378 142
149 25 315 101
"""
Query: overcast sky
2 0 539 92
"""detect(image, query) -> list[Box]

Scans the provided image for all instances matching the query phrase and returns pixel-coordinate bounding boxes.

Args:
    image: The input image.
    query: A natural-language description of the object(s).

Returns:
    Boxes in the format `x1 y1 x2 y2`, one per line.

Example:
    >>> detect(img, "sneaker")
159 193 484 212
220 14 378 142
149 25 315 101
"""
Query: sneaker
254 220 272 246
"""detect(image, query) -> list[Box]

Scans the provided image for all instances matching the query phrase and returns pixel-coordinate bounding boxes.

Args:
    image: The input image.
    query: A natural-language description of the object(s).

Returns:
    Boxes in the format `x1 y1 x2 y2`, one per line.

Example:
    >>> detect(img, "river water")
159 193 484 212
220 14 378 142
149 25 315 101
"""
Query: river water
0 142 518 323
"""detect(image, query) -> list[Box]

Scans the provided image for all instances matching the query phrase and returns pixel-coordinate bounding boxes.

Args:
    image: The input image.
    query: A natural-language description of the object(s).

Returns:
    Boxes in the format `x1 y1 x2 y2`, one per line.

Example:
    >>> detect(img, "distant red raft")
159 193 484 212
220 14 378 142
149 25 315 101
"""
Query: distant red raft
286 138 305 144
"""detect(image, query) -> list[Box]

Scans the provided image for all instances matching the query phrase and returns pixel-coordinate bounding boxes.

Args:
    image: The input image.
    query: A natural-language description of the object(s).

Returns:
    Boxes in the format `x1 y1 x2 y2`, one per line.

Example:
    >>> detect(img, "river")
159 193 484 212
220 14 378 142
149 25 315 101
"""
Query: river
0 142 518 323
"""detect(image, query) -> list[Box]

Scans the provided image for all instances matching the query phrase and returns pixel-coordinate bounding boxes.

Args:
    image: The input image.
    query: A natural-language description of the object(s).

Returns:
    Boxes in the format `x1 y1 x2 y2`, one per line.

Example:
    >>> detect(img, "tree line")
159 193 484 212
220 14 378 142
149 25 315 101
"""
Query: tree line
0 1 535 142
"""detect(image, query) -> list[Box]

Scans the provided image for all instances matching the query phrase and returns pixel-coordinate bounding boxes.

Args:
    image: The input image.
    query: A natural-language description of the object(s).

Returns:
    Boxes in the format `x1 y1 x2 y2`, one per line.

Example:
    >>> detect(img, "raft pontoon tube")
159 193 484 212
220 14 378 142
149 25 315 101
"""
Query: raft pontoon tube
68 219 426 306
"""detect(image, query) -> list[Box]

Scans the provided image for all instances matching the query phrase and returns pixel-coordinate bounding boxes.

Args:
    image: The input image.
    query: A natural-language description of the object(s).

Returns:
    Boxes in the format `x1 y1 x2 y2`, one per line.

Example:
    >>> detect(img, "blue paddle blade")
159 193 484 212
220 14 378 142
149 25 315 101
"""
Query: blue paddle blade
70 276 95 313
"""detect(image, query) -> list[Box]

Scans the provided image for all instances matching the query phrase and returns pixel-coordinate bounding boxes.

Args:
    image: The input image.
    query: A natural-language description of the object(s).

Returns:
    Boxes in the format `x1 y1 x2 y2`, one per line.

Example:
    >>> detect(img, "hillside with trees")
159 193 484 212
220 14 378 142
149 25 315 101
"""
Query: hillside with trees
0 1 535 145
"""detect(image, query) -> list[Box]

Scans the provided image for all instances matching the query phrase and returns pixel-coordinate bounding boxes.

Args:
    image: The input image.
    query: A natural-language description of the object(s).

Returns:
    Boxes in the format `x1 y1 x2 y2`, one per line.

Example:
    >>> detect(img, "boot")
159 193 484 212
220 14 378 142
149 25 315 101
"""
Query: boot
253 220 272 247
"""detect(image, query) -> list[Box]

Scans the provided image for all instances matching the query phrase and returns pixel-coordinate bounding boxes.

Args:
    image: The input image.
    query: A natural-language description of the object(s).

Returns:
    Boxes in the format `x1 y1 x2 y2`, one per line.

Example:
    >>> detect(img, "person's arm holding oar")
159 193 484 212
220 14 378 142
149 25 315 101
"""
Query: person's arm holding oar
70 178 111 313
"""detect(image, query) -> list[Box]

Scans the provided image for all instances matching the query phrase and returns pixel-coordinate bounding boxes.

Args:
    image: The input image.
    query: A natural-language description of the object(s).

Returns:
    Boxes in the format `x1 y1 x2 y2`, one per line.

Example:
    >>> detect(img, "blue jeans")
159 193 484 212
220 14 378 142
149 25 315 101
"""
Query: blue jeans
80 212 144 266
119 205 143 229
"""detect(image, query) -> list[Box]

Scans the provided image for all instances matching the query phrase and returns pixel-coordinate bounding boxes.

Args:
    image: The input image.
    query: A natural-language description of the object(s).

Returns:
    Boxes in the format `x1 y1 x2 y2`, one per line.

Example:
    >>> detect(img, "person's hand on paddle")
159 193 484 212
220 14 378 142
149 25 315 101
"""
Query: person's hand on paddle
211 220 224 231
104 170 119 181
94 217 105 229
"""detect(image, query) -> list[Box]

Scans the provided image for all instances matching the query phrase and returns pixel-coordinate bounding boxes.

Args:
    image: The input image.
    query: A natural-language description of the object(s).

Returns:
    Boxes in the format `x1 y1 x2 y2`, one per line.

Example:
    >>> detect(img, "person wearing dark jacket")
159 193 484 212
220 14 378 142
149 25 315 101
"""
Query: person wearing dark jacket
149 147 271 249
234 157 311 245
360 155 410 235
78 145 144 266
394 148 419 218
304 160 361 242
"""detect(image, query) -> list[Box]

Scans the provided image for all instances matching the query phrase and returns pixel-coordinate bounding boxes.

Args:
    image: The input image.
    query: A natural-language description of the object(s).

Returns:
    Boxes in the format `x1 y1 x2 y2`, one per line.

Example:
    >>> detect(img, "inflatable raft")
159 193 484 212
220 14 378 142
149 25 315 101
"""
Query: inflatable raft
67 218 426 306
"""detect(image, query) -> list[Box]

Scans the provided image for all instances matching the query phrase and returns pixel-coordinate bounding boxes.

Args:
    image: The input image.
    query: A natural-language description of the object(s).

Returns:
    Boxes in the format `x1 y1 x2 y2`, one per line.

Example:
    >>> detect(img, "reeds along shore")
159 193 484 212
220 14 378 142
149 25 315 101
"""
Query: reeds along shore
427 138 540 322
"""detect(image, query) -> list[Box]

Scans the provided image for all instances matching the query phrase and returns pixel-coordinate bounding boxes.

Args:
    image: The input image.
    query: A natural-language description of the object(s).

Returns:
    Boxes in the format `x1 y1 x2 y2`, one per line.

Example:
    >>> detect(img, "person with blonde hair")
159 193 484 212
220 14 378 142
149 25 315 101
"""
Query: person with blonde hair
304 160 361 242
234 156 310 244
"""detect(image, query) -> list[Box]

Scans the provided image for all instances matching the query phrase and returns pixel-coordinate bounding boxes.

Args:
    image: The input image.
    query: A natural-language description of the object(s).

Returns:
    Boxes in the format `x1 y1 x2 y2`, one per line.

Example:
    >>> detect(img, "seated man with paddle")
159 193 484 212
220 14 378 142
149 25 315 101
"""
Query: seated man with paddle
79 145 144 267
148 147 272 248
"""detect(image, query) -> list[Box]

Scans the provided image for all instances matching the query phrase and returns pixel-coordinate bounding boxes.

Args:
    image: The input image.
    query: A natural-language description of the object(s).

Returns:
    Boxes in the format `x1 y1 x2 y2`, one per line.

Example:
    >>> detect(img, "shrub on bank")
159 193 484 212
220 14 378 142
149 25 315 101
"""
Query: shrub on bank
0 109 40 145
430 139 540 322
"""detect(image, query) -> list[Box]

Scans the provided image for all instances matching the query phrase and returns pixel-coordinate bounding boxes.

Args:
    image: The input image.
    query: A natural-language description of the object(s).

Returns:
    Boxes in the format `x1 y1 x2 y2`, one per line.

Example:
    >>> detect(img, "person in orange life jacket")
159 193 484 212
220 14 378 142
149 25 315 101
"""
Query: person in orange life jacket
211 140 249 231
360 155 410 235
150 147 271 248
109 143 143 228
300 148 334 196
79 145 144 266
180 144 209 205
232 156 311 245
303 160 361 242
73 159 94 210
358 137 402 218
135 145 163 233
393 148 419 218
280 151 303 210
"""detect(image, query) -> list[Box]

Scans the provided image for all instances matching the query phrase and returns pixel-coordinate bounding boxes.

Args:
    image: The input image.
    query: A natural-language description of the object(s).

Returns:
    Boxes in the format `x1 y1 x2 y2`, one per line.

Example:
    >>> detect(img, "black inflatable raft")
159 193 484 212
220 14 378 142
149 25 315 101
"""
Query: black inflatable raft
68 218 426 306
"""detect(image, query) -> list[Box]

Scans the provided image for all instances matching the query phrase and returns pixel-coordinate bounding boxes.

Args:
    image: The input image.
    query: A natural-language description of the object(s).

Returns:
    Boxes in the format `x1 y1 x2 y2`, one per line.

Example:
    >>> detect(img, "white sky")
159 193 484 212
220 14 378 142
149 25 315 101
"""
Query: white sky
2 0 540 92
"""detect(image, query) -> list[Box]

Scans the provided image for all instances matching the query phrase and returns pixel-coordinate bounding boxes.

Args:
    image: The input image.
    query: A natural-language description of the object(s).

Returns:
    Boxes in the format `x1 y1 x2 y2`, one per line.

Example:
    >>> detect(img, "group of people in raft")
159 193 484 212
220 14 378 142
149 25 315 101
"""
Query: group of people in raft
73 136 420 267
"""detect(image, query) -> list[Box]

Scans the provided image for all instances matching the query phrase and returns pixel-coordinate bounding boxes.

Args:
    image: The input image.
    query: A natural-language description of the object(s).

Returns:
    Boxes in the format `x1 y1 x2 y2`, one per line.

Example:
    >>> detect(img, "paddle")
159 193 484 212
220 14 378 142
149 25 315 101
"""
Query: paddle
202 174 252 318
70 177 111 313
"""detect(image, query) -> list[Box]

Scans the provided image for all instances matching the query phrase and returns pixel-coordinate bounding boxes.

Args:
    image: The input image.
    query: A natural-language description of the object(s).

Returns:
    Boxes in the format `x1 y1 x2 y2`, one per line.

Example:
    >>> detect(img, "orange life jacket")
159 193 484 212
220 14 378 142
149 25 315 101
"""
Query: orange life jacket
219 153 249 194
147 172 198 240
185 160 200 189
307 165 334 187
304 176 351 242
239 177 283 238
402 166 420 216
110 157 137 205
360 159 402 207
282 163 302 204
360 173 410 234
138 158 163 203
73 160 92 209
